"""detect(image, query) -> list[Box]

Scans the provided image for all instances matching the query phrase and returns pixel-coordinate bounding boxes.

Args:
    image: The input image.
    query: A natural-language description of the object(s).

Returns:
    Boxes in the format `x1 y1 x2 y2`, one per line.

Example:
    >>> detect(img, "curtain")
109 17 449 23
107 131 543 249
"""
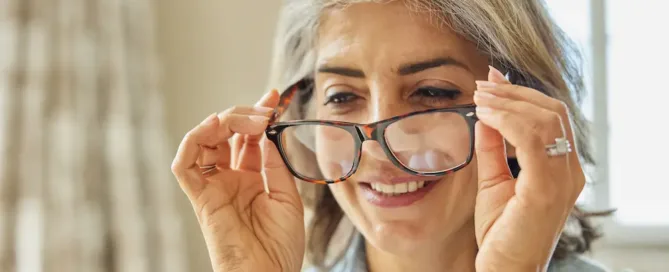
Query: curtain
1 0 189 271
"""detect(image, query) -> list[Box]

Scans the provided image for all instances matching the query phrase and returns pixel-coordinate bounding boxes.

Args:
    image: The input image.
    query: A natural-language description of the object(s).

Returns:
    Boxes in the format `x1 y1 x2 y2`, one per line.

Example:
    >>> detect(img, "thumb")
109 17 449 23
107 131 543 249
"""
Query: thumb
473 66 515 245
260 136 300 197
475 65 513 186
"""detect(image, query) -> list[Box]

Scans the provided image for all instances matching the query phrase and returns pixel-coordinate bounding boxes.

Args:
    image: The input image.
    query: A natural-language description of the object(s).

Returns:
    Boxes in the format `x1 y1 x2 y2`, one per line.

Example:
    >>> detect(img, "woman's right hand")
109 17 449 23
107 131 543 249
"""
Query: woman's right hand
171 90 305 272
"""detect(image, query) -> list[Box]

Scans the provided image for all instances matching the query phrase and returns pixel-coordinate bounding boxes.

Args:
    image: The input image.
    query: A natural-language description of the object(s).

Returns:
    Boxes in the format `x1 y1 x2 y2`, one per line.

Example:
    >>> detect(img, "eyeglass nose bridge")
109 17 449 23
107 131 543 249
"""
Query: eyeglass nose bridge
354 123 385 142
351 123 400 165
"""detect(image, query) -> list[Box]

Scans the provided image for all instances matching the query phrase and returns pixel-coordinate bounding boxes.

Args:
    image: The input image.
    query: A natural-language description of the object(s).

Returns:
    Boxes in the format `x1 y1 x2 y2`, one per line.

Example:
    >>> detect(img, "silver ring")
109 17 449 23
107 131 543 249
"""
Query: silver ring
545 137 572 157
199 164 217 174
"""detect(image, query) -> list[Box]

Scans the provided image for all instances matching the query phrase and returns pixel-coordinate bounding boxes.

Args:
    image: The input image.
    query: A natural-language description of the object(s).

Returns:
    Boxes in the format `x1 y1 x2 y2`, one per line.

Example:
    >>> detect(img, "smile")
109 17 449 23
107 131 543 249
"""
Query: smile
359 179 440 208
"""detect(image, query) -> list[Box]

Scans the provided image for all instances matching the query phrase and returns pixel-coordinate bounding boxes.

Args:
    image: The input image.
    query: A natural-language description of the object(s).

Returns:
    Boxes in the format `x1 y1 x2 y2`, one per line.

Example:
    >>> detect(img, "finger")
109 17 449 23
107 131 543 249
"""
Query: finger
213 111 271 147
171 113 219 195
476 67 577 159
198 107 272 170
197 144 232 170
230 134 243 168
196 145 217 167
231 90 278 168
476 67 584 195
475 107 570 199
236 89 281 171
474 66 514 189
476 67 566 116
474 91 570 160
473 65 516 246
260 136 300 199
474 122 513 188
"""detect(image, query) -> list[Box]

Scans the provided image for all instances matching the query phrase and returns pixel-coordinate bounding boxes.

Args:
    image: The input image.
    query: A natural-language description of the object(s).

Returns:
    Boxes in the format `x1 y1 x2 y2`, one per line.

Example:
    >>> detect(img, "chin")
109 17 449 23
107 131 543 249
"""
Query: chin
364 219 441 254
330 170 478 255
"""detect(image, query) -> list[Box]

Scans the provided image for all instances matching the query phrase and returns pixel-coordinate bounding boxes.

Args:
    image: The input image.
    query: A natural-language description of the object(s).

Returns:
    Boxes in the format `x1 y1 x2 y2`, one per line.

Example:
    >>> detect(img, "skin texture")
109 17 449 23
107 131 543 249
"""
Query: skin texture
171 2 585 272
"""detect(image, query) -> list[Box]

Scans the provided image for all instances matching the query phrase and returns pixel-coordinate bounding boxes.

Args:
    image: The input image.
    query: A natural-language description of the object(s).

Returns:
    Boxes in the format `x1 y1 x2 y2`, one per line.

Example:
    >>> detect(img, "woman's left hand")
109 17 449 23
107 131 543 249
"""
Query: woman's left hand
472 66 586 271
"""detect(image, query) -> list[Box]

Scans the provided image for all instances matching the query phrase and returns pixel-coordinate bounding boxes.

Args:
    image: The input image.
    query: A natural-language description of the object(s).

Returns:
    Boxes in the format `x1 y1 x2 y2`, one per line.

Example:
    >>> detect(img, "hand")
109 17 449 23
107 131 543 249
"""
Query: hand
171 90 305 272
472 66 585 271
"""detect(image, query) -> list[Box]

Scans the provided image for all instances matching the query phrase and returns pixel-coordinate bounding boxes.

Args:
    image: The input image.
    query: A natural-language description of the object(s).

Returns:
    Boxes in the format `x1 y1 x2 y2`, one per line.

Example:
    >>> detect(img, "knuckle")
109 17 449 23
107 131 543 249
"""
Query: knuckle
552 100 570 116
170 160 181 175
497 110 512 123
546 111 563 128
226 106 240 114
218 107 237 120
525 122 545 147
528 118 544 137
509 84 523 93
183 129 199 143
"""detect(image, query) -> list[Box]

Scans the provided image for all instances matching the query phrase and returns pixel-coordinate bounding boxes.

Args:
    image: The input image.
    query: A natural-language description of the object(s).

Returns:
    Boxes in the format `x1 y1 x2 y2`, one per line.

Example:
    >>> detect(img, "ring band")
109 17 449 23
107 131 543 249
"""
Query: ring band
199 164 217 174
546 137 572 157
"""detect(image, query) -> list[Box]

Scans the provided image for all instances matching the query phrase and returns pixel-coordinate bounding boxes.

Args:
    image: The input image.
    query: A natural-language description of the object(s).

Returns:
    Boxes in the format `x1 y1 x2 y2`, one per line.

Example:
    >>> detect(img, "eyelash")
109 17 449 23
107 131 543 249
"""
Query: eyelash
411 86 462 103
323 87 462 106
323 92 358 105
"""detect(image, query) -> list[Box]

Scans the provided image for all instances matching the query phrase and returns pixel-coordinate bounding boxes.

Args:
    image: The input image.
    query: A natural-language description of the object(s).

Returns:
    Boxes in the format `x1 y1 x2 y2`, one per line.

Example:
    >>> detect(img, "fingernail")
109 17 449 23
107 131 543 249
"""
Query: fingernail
474 90 497 99
249 115 269 123
255 91 274 106
254 106 274 113
200 112 218 125
476 106 493 115
488 65 507 82
475 80 498 89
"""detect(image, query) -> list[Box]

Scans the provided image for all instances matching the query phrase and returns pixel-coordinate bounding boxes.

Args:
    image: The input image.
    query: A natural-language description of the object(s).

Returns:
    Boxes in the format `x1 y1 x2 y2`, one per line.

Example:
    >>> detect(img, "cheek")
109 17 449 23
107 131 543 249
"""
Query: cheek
430 163 479 224
327 182 361 219
315 126 356 179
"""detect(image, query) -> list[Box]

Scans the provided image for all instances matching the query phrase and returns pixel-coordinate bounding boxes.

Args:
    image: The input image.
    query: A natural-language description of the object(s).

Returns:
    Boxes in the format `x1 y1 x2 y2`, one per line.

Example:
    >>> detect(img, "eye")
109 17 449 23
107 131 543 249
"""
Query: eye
411 86 462 102
323 92 359 105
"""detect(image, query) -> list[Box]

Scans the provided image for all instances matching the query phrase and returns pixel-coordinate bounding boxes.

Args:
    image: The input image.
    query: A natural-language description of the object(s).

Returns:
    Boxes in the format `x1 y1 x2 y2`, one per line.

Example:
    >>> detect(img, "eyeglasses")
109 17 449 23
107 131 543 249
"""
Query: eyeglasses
265 79 479 184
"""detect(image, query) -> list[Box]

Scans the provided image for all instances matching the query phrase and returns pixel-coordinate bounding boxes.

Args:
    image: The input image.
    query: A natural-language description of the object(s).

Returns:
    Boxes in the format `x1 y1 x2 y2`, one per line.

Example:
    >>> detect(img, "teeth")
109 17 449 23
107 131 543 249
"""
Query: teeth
381 184 393 194
370 181 428 195
395 183 408 194
408 181 418 192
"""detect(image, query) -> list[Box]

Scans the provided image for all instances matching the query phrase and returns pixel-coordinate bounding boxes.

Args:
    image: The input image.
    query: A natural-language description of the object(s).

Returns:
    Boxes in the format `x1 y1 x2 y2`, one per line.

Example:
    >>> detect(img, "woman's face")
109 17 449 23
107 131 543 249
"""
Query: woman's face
312 2 490 253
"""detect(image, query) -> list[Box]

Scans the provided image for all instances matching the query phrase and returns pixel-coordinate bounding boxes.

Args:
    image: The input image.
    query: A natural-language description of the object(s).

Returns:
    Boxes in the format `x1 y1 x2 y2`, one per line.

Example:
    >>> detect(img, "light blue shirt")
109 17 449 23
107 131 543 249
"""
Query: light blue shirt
305 234 609 272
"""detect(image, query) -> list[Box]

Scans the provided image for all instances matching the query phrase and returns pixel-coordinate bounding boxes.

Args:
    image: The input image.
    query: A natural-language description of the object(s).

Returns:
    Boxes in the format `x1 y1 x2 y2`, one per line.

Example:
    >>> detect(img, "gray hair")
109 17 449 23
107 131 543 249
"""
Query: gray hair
266 0 599 268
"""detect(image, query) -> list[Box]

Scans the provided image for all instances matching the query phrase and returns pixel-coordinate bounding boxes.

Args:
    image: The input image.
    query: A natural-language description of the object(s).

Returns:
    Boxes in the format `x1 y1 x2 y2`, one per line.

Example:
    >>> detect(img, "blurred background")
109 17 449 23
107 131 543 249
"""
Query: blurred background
1 0 667 271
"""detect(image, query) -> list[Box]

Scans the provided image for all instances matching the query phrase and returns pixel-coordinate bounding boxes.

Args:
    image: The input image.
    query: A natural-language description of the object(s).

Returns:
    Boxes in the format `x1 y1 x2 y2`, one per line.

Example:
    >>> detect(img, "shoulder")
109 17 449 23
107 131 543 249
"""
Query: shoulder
548 254 610 272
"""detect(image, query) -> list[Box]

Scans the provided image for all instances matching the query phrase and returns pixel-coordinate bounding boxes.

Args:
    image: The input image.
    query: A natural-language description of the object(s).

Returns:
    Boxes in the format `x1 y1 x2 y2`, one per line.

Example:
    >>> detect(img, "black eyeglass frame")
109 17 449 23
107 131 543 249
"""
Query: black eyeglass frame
265 79 479 184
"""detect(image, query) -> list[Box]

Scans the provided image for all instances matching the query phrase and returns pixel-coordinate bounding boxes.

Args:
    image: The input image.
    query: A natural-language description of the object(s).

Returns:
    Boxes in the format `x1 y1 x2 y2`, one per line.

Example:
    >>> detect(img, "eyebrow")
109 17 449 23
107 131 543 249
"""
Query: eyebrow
317 66 365 78
397 57 469 75
316 56 469 78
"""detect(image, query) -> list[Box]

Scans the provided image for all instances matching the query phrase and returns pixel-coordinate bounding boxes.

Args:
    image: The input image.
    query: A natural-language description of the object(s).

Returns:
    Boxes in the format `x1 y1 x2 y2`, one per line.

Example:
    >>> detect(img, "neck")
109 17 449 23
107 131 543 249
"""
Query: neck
365 220 478 272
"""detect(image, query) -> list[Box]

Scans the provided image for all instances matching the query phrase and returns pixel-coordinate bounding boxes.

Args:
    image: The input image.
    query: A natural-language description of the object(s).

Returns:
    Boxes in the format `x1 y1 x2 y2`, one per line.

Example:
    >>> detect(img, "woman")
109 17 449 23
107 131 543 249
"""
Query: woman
171 0 608 271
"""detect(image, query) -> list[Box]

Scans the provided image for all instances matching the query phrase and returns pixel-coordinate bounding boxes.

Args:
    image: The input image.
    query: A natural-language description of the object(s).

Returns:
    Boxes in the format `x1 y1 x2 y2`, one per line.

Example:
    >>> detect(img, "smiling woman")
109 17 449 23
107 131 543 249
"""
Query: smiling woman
170 0 608 271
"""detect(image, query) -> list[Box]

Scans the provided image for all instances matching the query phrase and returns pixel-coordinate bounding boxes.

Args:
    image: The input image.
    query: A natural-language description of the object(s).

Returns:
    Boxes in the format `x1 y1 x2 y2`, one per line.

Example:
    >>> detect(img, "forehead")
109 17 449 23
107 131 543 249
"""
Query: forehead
316 2 484 67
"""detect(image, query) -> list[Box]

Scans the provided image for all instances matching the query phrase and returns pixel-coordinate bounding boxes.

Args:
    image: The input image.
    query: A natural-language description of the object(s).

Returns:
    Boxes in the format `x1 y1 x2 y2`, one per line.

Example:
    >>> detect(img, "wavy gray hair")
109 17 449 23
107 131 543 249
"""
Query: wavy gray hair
266 0 601 268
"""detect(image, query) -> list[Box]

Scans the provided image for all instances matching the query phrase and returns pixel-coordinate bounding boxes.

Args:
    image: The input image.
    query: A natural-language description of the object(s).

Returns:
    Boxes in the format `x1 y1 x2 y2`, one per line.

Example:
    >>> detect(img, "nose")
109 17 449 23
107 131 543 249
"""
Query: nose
354 140 404 178
361 141 389 162
366 83 411 122
354 85 417 174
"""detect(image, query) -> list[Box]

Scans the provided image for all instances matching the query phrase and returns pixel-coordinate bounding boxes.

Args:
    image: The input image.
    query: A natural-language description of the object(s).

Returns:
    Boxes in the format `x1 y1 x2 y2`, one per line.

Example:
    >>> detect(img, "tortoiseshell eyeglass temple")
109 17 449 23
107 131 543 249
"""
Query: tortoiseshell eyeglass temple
268 79 312 125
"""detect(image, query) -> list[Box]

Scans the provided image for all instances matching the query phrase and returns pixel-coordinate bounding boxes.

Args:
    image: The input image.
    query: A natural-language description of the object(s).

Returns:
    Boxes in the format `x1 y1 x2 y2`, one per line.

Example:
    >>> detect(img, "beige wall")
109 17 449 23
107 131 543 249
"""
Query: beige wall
154 1 282 271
